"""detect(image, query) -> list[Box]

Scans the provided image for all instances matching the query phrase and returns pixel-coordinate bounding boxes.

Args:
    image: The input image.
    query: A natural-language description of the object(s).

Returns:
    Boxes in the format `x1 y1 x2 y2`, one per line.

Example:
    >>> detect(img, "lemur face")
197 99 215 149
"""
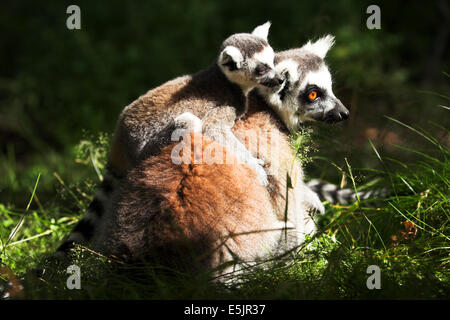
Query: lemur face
282 61 349 123
246 45 284 88
260 35 349 132
218 22 284 93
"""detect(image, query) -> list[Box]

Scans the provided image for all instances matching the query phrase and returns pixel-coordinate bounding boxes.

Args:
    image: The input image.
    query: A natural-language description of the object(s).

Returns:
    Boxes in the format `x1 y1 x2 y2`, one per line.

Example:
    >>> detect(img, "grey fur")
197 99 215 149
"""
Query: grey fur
220 34 268 59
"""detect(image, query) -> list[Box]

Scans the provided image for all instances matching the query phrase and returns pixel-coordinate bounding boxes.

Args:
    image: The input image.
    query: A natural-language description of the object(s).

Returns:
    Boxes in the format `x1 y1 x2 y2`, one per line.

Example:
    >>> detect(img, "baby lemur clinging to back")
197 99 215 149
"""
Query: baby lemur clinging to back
111 21 282 183
92 36 350 277
55 22 283 257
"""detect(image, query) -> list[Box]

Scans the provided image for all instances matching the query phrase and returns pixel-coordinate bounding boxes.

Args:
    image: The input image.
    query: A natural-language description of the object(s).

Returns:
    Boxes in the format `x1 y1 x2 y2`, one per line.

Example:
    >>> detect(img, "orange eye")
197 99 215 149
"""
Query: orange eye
308 91 318 101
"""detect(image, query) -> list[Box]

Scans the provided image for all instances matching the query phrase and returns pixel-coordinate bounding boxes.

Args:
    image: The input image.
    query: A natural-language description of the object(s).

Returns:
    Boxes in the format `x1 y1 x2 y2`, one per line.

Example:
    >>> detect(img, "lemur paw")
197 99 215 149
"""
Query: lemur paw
256 165 269 186
245 156 268 186
174 112 202 133
304 187 325 215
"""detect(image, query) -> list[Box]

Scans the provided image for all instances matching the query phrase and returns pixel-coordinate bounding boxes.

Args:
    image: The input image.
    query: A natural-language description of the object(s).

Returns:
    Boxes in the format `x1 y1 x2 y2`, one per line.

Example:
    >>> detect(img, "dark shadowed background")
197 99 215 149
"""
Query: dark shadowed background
0 0 448 207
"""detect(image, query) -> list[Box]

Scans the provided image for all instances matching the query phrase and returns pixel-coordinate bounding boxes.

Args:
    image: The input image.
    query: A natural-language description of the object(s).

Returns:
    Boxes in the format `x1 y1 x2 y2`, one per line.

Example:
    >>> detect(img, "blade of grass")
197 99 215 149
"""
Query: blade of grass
368 138 398 197
385 116 442 149
5 173 41 246
345 158 387 250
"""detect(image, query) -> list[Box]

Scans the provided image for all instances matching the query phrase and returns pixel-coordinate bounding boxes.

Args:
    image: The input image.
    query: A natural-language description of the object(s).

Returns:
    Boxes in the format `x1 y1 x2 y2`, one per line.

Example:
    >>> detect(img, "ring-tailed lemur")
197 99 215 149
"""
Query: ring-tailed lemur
54 22 283 258
89 36 350 276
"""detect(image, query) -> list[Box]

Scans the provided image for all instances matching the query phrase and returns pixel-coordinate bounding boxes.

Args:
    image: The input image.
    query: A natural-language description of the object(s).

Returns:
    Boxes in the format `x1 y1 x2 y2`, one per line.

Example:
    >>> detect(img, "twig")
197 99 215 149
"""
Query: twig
75 245 126 265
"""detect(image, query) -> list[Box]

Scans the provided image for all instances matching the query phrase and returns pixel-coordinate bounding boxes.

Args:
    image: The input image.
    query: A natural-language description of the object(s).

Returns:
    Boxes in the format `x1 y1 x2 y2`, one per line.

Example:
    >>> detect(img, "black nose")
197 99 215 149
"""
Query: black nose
340 109 349 120
323 103 350 123
275 76 284 85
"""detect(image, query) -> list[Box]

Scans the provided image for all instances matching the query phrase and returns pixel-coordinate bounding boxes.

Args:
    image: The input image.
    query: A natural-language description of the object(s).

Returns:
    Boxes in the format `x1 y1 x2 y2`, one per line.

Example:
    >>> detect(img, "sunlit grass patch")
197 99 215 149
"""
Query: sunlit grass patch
1 112 449 299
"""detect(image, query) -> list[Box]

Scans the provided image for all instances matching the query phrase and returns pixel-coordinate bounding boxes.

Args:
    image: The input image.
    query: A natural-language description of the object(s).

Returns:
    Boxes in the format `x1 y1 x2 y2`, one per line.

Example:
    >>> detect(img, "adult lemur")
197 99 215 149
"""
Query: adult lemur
90 36 350 276
55 22 284 257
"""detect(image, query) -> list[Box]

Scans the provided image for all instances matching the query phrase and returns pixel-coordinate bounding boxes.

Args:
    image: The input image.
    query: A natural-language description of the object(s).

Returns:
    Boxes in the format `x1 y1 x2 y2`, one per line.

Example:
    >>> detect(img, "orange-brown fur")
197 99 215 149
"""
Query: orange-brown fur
234 93 313 233
98 132 282 275
96 93 314 276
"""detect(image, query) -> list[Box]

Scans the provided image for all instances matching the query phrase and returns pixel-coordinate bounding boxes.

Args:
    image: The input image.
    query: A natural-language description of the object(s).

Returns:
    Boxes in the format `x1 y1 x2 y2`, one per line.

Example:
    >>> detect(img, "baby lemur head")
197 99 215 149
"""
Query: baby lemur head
217 22 284 95
259 35 350 132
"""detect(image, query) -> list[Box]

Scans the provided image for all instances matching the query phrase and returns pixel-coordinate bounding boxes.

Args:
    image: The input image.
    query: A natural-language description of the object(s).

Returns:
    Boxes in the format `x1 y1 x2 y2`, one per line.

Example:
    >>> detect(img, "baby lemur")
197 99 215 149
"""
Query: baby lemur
55 22 283 258
109 21 282 183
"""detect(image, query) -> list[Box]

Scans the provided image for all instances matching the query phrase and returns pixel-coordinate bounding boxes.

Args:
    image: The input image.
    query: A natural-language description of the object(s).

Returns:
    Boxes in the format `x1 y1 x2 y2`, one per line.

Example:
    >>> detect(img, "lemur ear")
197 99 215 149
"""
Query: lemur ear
302 34 335 59
218 46 243 71
251 21 271 41
276 59 299 83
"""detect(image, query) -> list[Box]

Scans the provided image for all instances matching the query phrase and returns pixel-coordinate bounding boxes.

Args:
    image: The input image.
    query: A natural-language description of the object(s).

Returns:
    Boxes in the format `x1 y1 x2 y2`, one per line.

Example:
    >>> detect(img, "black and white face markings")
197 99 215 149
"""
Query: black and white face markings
217 22 284 94
295 64 349 124
251 49 284 88
260 35 349 132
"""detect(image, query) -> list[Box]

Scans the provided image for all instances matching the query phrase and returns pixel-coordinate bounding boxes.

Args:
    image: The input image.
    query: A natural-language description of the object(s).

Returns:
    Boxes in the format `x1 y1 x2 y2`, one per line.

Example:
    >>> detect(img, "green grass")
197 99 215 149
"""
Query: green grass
0 115 449 299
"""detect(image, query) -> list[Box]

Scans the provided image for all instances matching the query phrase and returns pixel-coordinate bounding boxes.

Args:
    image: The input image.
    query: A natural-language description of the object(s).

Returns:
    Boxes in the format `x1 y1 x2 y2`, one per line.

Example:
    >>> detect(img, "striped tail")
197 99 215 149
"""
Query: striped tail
306 179 389 206
54 170 120 259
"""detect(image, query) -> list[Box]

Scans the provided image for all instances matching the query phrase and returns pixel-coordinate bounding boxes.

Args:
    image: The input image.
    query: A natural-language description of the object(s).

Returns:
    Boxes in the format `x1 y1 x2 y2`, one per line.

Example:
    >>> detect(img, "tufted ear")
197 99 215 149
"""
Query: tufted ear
276 59 299 84
251 21 271 41
218 46 243 71
301 35 335 59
